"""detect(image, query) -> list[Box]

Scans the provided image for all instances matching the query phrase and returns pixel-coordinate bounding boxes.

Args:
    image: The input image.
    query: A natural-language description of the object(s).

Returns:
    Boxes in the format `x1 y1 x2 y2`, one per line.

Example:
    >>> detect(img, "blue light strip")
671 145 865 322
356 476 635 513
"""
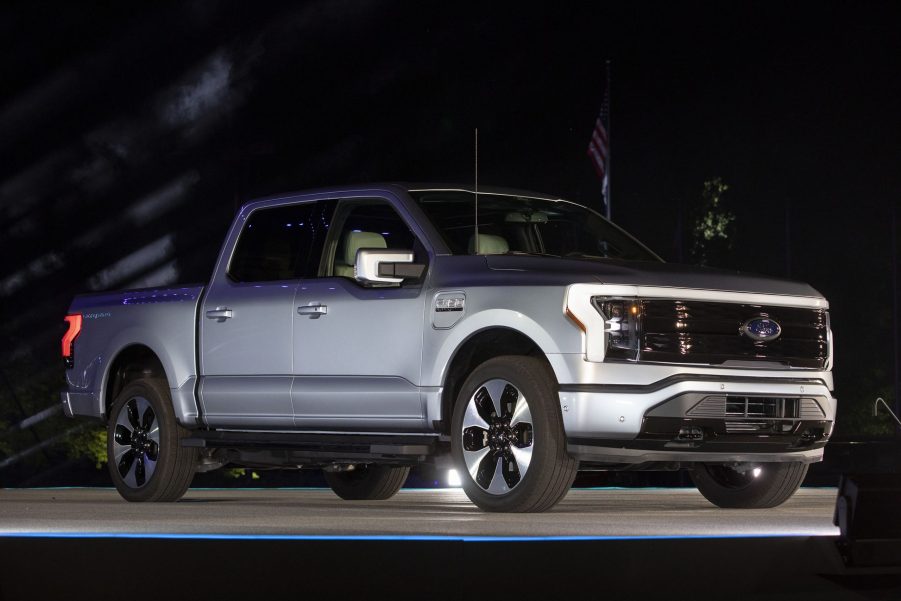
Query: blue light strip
0 531 825 542
2 486 839 491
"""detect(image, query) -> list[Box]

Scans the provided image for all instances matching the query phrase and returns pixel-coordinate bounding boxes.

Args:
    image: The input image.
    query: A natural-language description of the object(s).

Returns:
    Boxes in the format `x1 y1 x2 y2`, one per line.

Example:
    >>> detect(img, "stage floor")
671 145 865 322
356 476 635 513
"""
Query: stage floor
4 487 901 600
0 486 840 538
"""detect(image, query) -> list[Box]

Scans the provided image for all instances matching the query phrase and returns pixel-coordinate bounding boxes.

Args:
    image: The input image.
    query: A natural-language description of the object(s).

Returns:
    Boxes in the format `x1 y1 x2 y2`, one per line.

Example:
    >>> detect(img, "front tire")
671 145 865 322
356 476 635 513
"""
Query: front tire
324 464 410 500
451 355 577 512
107 378 197 502
689 461 808 508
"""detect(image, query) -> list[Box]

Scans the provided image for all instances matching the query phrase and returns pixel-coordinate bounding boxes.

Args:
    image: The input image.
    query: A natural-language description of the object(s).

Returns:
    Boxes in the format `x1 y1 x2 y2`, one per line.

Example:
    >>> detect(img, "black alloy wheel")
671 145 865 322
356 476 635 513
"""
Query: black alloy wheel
107 378 197 502
112 395 160 488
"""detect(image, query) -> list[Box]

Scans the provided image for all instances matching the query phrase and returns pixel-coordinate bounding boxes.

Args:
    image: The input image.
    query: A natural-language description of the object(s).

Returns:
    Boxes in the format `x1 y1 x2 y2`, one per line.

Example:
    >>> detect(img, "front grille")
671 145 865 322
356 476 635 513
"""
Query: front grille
799 398 827 419
687 395 822 436
687 395 826 420
726 396 798 419
725 421 774 434
638 392 832 448
686 396 728 418
637 300 828 368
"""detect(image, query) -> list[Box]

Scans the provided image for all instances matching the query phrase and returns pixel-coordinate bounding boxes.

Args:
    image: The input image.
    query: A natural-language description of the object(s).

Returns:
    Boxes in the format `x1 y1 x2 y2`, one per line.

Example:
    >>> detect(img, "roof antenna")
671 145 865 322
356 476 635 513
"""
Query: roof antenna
474 128 480 255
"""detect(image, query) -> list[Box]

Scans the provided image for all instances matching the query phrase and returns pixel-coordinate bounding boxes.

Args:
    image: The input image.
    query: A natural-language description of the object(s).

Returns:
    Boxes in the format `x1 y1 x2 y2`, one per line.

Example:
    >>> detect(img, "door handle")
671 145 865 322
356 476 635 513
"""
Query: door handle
205 308 233 320
297 304 327 317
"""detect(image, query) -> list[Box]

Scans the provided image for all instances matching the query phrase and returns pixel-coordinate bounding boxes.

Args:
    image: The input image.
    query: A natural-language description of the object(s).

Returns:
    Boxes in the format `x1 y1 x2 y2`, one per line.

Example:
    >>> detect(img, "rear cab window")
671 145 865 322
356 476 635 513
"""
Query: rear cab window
228 202 328 282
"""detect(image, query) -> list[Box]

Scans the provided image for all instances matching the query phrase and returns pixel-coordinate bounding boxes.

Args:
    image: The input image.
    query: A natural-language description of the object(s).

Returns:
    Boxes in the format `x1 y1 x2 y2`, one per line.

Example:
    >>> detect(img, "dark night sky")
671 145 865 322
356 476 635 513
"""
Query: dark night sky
1 2 900 433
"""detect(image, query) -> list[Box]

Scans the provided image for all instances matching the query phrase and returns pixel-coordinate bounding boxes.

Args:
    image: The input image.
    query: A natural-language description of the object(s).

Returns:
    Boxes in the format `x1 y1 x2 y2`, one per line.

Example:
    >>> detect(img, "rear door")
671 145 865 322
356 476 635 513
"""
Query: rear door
199 200 325 428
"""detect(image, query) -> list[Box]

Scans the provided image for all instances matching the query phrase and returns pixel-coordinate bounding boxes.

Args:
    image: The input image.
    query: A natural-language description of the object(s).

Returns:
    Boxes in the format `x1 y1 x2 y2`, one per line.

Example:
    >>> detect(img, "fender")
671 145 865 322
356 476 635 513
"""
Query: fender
425 308 566 389
97 328 200 425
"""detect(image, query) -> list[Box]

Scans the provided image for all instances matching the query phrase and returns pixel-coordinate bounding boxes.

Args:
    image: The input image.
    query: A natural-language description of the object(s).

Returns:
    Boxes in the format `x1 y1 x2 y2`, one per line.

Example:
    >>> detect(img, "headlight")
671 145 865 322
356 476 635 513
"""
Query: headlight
593 298 641 361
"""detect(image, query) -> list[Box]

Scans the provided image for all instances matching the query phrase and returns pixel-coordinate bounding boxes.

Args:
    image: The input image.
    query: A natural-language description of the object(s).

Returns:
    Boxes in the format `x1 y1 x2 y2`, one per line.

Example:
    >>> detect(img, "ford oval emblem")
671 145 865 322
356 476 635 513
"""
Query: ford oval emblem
741 317 782 342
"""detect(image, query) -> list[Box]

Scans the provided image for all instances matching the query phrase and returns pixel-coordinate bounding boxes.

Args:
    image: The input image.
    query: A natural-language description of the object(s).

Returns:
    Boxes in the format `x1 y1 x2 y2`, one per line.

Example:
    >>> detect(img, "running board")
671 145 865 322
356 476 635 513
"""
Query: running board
182 430 440 458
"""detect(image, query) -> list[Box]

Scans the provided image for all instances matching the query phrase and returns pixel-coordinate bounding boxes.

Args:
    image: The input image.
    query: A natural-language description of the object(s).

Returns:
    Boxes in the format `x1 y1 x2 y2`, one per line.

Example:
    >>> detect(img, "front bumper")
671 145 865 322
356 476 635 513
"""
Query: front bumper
558 374 835 466
567 442 825 465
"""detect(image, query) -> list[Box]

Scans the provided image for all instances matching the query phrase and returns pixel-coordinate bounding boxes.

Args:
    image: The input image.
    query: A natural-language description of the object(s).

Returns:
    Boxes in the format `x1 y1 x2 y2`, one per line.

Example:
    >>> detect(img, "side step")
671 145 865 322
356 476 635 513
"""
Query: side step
182 430 441 461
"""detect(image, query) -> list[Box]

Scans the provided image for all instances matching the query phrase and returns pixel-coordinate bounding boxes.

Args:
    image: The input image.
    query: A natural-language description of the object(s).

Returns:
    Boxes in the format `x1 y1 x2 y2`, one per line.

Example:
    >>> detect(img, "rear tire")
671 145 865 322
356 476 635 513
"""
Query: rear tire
324 465 409 500
107 378 197 502
689 461 808 508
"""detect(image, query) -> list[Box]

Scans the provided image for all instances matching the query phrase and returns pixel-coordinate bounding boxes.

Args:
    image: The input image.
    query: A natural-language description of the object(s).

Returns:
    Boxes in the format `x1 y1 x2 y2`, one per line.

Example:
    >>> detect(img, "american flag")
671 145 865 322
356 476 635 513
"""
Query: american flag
587 91 610 196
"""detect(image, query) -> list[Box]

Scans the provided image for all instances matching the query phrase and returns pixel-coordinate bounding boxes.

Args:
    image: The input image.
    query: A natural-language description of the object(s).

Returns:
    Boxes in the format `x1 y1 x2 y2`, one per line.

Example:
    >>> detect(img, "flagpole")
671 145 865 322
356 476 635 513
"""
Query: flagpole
893 202 900 432
605 59 612 221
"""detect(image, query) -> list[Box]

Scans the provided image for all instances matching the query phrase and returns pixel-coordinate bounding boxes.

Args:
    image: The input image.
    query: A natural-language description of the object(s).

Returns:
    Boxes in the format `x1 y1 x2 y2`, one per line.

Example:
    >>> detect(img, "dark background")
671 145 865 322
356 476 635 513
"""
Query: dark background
1 2 899 484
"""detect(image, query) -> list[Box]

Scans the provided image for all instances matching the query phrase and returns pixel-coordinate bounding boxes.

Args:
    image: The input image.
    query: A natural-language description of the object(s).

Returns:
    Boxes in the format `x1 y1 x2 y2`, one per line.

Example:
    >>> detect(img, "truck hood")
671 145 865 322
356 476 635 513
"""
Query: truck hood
482 255 823 298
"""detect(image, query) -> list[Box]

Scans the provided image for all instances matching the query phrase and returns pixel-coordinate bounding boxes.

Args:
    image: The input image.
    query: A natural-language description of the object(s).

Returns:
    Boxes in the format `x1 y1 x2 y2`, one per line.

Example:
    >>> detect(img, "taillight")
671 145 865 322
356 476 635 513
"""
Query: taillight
62 314 82 368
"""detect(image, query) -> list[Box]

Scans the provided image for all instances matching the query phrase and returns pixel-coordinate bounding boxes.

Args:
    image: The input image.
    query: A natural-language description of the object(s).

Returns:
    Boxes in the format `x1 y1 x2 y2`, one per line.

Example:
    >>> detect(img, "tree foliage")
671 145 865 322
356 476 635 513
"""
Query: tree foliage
0 353 109 477
65 425 108 469
690 177 735 267
833 364 896 438
224 467 261 480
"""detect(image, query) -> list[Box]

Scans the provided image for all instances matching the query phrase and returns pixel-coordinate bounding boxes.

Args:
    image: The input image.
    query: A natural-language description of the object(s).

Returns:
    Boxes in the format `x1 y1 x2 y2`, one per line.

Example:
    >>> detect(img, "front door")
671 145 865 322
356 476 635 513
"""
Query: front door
292 199 428 431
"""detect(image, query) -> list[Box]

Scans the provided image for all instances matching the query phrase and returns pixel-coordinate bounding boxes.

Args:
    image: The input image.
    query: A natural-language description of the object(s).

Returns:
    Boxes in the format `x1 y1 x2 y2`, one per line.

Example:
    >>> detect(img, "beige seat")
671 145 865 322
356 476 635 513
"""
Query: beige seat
335 231 387 277
468 233 509 255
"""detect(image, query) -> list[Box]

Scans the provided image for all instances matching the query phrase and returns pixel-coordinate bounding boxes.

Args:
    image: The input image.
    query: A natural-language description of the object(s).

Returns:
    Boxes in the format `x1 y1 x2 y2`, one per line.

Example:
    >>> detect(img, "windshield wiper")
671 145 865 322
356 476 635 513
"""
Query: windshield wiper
504 251 561 258
563 252 611 260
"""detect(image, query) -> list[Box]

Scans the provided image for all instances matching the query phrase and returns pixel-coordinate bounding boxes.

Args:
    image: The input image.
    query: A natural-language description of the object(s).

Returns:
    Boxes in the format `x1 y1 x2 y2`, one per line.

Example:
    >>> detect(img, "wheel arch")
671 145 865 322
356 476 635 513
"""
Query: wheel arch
437 326 555 434
102 344 168 420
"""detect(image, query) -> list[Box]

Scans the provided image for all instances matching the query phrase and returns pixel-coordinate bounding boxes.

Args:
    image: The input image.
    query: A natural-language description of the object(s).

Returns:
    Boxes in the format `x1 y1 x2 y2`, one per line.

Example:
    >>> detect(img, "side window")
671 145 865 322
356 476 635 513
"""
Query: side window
228 202 325 282
329 202 421 278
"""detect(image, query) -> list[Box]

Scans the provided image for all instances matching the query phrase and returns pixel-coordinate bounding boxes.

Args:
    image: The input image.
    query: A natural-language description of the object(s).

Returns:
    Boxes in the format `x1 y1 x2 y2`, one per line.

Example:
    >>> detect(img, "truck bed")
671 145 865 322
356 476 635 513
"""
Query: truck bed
64 284 204 422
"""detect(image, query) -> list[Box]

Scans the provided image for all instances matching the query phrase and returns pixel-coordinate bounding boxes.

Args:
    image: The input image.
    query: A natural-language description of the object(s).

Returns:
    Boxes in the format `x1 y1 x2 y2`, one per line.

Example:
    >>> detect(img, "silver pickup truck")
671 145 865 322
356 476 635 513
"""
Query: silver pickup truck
61 184 835 512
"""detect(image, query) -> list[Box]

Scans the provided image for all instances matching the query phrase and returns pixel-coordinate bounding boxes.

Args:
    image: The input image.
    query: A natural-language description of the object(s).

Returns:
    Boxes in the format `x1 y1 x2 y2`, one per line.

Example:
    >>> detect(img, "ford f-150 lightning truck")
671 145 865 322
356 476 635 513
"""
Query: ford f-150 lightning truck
61 184 835 512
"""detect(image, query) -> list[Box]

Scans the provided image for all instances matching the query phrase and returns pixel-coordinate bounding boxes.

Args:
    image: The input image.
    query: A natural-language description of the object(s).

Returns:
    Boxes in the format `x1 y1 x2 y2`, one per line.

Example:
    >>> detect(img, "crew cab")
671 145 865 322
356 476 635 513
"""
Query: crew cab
61 184 835 512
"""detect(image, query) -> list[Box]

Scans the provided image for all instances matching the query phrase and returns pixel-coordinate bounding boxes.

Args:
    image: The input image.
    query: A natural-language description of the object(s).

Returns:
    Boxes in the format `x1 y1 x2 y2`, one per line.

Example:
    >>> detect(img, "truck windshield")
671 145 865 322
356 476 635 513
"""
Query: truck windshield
411 190 662 262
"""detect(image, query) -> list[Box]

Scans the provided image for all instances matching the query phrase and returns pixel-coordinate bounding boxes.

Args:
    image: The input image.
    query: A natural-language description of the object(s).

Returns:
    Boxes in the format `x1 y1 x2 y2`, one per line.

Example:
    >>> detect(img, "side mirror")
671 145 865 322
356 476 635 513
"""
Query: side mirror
355 249 426 285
